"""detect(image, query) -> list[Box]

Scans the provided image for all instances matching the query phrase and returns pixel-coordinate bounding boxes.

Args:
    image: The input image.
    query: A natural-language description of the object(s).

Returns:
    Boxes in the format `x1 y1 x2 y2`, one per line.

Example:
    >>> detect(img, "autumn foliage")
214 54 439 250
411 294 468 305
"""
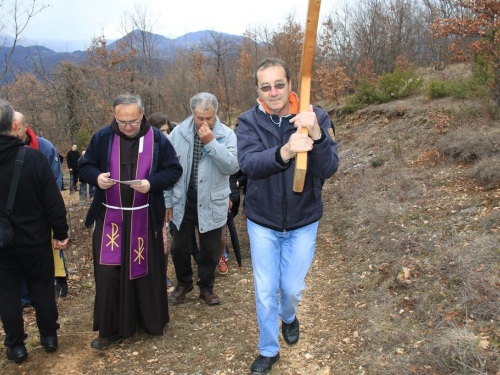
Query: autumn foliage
2 0 500 149
430 0 500 105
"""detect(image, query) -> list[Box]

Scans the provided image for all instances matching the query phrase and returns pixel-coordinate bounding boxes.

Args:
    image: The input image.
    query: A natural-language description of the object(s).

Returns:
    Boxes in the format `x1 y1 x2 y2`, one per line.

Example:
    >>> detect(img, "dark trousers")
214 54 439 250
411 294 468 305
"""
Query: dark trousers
170 205 222 293
70 170 79 190
0 245 59 346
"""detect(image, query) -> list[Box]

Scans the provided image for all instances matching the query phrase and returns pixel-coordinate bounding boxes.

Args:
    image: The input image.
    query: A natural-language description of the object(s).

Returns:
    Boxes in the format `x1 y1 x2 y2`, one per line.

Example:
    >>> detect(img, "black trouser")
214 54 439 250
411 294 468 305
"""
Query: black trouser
70 170 79 190
0 245 59 346
170 205 222 293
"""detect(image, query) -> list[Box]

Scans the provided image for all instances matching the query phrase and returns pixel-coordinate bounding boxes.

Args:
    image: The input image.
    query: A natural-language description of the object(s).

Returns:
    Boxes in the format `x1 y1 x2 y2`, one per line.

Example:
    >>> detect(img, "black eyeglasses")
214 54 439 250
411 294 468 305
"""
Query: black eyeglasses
116 116 142 126
259 82 288 92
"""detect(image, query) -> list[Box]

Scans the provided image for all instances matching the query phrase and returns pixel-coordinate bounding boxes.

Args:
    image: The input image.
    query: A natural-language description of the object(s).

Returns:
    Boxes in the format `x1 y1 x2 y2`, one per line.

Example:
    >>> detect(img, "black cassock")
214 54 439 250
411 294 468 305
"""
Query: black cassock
92 128 168 339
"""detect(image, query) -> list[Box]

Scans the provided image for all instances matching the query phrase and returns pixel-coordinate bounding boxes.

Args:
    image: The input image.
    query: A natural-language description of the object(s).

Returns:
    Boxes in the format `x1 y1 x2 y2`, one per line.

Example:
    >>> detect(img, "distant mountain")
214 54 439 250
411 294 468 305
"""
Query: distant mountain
0 31 15 47
0 31 92 53
108 29 245 56
0 44 86 83
0 30 245 84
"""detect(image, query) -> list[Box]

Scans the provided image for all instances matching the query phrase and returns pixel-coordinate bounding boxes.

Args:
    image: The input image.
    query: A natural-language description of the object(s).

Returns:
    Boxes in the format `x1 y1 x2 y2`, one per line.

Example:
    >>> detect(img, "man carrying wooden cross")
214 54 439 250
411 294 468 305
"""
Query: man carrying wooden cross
237 57 339 374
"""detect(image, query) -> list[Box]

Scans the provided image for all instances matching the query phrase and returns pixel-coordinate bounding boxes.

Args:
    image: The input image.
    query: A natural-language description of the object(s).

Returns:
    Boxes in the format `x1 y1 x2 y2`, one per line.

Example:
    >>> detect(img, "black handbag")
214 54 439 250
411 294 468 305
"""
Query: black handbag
0 147 26 250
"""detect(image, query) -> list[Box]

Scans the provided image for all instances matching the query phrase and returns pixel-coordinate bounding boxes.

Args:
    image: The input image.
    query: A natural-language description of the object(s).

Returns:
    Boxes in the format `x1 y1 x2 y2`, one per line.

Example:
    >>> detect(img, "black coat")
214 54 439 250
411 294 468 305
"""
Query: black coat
0 134 68 247
66 149 80 170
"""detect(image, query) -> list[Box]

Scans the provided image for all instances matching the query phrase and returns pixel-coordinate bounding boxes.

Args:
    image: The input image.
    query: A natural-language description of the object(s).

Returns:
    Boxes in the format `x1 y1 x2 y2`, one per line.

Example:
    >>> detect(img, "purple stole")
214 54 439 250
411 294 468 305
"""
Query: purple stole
100 129 153 279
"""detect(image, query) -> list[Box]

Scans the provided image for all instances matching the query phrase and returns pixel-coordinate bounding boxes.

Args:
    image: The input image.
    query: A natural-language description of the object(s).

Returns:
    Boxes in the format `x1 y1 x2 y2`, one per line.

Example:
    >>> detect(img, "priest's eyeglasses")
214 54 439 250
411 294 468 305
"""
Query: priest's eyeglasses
259 82 288 92
116 116 142 126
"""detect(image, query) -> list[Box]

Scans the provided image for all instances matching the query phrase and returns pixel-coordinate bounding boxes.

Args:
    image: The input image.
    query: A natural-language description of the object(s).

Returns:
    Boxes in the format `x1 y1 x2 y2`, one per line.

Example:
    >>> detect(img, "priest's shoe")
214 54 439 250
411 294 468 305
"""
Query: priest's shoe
40 334 58 352
6 344 28 363
250 353 280 374
168 285 193 304
282 317 300 345
90 335 123 350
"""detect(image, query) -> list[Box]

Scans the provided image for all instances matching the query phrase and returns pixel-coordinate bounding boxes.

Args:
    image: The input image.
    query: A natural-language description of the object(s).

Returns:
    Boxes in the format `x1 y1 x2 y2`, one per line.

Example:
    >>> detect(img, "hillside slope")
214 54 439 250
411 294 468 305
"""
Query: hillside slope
325 89 500 373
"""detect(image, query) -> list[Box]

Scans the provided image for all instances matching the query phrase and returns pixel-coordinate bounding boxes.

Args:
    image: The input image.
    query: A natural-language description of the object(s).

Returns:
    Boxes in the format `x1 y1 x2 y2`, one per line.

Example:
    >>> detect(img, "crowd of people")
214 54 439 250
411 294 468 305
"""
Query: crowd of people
0 57 339 374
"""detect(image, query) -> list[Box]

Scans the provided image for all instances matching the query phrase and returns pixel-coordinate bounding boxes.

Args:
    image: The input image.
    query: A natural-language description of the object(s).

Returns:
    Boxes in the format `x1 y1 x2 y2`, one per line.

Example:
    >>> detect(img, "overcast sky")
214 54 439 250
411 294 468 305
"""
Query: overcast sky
15 0 335 51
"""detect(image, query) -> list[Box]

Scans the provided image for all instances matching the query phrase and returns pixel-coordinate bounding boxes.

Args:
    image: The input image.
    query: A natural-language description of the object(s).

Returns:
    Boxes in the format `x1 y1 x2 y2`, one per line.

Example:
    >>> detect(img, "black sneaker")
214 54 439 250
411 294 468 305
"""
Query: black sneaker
250 353 280 374
282 317 300 345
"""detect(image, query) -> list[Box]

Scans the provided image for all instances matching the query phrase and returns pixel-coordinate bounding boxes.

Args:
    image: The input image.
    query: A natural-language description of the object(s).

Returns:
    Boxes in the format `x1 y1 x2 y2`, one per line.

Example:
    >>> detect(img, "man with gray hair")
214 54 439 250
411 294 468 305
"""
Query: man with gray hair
165 92 238 305
79 93 182 349
0 99 68 362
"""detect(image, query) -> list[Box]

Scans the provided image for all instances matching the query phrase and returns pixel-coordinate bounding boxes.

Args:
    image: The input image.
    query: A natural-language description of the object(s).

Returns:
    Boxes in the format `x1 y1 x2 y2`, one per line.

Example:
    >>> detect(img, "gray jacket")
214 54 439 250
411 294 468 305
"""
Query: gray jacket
164 115 239 233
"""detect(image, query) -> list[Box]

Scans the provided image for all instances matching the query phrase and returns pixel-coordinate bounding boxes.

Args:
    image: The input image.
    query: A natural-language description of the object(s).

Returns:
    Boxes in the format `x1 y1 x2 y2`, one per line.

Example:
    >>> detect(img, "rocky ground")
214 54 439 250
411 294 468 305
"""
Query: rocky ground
0 187 354 375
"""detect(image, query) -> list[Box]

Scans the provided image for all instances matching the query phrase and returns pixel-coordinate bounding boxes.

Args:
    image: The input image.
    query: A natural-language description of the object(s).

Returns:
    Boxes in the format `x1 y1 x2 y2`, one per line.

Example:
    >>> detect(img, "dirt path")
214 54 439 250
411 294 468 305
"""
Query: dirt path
0 188 358 375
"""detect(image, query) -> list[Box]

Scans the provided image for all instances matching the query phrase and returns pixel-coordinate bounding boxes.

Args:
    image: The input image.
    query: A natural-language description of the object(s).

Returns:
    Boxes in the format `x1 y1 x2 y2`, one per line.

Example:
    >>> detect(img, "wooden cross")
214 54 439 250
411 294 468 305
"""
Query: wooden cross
293 0 321 193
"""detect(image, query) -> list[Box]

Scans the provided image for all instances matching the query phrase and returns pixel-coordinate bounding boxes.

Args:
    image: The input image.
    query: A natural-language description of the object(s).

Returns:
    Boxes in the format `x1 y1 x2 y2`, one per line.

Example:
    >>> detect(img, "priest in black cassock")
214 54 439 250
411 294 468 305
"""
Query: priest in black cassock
79 93 182 349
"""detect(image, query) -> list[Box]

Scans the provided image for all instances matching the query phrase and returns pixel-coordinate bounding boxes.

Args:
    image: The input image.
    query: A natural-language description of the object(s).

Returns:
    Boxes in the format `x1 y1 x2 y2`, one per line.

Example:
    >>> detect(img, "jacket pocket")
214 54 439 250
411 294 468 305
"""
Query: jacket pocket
210 185 231 222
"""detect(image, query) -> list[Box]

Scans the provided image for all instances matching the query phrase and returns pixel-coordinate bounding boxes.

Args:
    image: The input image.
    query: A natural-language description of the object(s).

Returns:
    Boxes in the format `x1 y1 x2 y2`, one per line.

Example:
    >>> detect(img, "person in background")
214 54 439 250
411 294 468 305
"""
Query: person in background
149 112 176 137
164 92 239 306
15 112 62 189
66 144 80 192
237 57 339 374
147 112 177 288
59 153 67 190
149 113 201 265
0 99 69 363
14 111 69 300
79 93 182 350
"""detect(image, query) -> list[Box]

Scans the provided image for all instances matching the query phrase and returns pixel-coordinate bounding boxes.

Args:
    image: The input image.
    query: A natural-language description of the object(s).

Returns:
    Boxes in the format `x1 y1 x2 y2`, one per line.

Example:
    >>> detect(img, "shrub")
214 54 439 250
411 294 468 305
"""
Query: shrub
437 127 499 161
370 158 385 168
378 65 424 100
343 64 423 113
487 102 500 120
428 325 490 373
426 60 490 101
76 128 92 150
426 79 452 99
468 154 500 188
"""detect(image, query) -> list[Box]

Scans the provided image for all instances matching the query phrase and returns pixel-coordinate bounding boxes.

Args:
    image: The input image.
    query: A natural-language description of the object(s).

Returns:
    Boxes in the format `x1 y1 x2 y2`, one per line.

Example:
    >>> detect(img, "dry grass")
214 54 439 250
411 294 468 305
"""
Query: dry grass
329 81 500 373
437 127 500 161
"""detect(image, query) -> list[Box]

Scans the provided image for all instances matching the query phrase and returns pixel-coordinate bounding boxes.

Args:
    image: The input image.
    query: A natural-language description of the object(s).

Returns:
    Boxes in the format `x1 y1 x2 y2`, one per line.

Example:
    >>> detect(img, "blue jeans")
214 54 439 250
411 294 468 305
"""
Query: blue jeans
79 182 87 199
247 219 318 357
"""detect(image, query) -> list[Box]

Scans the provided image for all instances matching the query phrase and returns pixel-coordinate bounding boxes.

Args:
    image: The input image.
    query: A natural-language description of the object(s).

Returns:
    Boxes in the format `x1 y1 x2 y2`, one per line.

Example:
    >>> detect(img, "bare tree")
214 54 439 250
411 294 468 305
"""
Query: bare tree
120 2 165 114
430 0 500 105
0 0 48 83
421 0 467 69
201 30 240 125
347 0 427 74
319 1 359 82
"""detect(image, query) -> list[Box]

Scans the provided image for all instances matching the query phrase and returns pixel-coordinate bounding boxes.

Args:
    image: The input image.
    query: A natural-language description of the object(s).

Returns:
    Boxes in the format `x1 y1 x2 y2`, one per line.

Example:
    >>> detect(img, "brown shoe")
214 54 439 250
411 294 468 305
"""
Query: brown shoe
90 335 123 350
168 285 194 304
199 290 220 305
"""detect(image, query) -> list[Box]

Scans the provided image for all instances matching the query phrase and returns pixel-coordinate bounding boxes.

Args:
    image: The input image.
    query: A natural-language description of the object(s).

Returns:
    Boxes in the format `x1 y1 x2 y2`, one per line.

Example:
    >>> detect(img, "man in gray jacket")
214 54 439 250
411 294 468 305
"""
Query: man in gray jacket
164 92 238 305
